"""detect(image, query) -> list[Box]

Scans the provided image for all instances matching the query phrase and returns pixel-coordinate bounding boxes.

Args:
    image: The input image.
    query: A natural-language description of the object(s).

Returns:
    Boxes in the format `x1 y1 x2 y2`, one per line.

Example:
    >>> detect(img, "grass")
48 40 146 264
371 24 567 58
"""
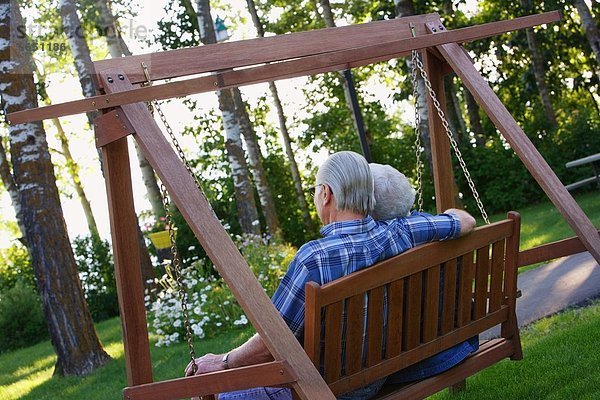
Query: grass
0 191 598 399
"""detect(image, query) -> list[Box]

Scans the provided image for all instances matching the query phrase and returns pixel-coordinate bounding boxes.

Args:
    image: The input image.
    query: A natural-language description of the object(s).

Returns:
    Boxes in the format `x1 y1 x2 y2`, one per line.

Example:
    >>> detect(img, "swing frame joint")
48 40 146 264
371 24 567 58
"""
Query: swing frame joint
94 108 136 148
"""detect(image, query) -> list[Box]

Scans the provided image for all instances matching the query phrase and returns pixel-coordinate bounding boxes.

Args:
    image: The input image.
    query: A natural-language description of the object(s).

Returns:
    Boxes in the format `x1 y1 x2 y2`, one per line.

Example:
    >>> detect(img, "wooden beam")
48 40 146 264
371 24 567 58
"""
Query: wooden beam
8 11 561 125
422 49 456 212
100 71 334 400
93 109 135 148
123 361 296 400
98 132 152 386
435 40 600 265
518 230 600 267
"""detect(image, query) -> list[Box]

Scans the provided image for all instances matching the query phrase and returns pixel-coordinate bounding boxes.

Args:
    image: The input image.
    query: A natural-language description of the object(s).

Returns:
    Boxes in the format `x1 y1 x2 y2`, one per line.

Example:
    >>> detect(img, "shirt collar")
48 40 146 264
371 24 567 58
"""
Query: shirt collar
320 215 377 237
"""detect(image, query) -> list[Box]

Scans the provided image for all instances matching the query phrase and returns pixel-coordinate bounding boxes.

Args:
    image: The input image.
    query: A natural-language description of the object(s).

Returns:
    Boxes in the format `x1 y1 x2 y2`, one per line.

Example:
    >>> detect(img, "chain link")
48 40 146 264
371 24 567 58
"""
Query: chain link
412 52 490 224
410 50 424 212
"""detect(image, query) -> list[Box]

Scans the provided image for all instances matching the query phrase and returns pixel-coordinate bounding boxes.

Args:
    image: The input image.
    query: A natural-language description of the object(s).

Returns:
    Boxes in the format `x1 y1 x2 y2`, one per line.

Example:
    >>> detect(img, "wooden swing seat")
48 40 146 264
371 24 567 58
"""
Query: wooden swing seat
304 212 523 399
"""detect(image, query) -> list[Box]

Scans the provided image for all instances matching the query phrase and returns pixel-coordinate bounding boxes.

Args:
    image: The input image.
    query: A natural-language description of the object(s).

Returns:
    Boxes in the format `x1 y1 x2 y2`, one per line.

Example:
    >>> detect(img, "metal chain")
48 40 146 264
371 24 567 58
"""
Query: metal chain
141 62 199 372
412 52 490 224
410 50 424 212
160 183 198 374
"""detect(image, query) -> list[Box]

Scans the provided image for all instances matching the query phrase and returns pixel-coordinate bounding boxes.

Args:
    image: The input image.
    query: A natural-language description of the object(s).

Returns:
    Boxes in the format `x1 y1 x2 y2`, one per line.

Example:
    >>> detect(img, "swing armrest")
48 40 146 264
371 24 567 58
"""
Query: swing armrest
122 361 297 400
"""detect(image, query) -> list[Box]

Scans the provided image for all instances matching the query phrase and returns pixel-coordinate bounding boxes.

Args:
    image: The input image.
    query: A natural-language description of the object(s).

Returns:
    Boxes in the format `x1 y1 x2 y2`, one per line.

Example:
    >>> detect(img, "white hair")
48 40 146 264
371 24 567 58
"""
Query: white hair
316 151 374 215
369 163 415 220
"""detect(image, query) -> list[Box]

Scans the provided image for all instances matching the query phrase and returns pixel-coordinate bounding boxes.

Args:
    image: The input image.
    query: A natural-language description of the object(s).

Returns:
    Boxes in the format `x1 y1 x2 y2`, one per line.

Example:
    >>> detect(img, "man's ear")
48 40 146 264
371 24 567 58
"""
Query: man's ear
322 184 333 205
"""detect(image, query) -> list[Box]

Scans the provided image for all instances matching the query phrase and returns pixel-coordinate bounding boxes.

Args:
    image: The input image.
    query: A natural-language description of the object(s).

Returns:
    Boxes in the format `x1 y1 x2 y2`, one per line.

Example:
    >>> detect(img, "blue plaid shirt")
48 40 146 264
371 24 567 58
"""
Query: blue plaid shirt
271 211 461 337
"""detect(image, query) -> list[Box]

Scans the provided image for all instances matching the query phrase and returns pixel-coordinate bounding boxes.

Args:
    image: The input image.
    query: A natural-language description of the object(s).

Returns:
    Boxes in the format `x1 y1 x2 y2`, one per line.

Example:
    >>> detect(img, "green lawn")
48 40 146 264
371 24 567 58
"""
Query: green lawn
1 191 598 399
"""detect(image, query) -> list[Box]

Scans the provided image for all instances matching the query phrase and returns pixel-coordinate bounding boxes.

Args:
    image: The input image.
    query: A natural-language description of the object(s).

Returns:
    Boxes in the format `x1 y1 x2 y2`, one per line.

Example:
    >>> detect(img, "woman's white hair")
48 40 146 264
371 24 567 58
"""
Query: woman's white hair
316 151 374 215
369 163 415 220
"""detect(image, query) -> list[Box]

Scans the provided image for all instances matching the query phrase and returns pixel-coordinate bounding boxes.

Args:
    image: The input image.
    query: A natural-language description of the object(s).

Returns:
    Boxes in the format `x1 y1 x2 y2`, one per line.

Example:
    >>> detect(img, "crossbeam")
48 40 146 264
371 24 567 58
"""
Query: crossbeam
7 11 560 125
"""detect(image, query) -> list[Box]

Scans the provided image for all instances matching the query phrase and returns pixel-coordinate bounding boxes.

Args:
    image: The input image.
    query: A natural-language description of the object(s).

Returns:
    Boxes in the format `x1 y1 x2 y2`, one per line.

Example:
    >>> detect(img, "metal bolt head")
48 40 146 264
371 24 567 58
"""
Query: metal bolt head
107 76 114 83
118 74 125 80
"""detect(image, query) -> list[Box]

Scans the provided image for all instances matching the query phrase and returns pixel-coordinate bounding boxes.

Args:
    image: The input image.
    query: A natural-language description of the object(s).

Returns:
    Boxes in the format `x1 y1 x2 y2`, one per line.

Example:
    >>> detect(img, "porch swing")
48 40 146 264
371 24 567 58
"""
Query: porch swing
8 9 599 400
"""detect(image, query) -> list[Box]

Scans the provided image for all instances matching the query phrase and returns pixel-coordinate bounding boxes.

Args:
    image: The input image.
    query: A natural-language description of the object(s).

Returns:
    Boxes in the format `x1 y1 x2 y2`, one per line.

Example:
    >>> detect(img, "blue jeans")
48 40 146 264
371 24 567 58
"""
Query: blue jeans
217 378 386 400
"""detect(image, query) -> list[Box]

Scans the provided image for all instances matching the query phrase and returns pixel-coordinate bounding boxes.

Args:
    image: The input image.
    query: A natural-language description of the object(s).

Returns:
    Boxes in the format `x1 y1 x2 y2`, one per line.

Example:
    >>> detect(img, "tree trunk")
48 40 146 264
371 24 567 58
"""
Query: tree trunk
444 75 467 144
0 137 26 238
246 0 314 234
394 0 433 168
0 0 111 376
233 90 280 236
574 0 600 81
520 0 557 128
465 90 486 147
35 67 100 239
318 0 371 160
195 0 261 235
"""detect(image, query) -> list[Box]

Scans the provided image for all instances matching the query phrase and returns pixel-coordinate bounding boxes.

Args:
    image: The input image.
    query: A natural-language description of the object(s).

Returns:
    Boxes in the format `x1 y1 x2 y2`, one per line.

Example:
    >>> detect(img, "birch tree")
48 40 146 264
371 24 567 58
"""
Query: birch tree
0 134 26 237
193 0 261 235
574 0 600 80
0 0 110 375
246 0 314 234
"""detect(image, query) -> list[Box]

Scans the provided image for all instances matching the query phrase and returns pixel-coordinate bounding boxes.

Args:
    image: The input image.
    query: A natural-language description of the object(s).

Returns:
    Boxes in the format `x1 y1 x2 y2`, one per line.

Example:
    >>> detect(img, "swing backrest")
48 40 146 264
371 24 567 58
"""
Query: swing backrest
303 212 522 397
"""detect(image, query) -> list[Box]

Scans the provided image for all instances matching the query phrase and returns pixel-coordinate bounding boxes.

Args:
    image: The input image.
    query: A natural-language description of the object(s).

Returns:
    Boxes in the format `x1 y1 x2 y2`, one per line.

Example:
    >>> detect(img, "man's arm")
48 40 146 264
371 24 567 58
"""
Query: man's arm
185 333 273 376
444 208 476 236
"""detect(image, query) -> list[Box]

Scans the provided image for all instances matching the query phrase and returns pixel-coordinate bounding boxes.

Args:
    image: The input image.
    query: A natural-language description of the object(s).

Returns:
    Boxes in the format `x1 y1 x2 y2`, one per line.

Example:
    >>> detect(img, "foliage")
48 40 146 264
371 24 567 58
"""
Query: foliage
0 281 48 353
0 243 34 292
72 235 119 322
145 234 295 346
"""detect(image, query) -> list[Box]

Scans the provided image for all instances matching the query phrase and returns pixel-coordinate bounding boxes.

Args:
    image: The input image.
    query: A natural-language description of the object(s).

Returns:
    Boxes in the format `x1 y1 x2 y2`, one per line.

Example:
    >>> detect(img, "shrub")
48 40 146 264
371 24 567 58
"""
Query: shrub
72 235 119 322
0 243 34 292
145 234 295 346
0 281 48 353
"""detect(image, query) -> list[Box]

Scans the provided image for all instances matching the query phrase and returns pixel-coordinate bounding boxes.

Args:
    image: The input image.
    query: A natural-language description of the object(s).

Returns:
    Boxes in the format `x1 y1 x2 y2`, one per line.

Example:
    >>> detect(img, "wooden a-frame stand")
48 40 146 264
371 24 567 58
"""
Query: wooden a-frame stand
8 11 600 400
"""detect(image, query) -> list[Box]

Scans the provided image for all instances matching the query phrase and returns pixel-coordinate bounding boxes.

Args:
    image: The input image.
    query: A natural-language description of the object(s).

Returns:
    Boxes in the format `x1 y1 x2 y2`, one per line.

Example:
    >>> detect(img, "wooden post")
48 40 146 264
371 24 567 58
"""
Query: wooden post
422 49 456 212
99 70 334 400
436 39 600 264
95 128 153 385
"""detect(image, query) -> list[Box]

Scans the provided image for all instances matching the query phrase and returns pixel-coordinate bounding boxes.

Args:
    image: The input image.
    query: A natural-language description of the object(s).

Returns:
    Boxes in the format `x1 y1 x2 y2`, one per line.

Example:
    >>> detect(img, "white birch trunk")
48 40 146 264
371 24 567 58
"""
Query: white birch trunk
574 0 600 81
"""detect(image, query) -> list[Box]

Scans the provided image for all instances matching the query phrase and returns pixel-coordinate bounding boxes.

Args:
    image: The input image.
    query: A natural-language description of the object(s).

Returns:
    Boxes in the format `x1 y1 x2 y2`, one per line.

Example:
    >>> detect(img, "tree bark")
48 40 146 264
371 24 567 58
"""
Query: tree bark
520 0 557 128
195 0 261 235
574 0 600 81
394 0 433 168
246 0 314 234
0 0 111 376
233 90 280 236
0 137 26 237
444 75 467 143
465 89 486 147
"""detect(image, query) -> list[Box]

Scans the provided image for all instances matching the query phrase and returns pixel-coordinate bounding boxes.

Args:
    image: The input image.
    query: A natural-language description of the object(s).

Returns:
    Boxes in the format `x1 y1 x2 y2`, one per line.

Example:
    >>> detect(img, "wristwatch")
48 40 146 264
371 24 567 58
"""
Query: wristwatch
221 352 231 369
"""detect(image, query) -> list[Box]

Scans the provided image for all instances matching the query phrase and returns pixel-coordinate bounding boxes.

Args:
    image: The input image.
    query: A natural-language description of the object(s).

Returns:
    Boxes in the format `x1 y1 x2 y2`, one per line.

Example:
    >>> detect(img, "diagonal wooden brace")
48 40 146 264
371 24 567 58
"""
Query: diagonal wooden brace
94 109 136 148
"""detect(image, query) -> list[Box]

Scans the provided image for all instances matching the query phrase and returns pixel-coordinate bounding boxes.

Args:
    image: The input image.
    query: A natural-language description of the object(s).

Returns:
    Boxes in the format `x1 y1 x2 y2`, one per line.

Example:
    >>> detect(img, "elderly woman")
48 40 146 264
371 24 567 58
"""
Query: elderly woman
186 151 475 400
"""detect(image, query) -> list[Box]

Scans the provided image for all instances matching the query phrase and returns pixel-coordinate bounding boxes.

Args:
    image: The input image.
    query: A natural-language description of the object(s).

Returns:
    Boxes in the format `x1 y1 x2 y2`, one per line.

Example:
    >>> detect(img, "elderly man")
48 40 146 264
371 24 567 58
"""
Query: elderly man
186 151 475 400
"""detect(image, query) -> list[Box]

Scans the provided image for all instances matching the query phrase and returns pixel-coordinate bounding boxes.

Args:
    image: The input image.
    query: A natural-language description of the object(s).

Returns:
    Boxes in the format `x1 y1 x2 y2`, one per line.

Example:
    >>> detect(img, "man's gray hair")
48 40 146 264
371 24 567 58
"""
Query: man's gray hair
370 163 415 220
316 151 375 215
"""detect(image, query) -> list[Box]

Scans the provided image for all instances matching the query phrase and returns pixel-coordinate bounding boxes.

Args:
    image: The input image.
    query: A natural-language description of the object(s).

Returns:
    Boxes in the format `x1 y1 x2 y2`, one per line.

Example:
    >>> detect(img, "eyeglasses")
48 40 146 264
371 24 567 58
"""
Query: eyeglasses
309 184 324 197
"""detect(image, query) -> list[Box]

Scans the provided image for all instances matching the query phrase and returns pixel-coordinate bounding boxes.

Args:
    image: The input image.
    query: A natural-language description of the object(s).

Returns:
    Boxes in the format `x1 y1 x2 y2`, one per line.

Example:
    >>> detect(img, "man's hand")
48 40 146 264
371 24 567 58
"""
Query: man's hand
444 208 476 236
185 353 225 376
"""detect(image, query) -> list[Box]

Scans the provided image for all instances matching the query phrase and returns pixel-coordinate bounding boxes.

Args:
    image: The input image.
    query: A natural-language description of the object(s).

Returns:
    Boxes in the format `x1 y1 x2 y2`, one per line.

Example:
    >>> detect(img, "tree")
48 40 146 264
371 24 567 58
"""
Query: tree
0 135 26 237
245 0 314 235
574 0 600 81
193 0 261 235
0 0 111 376
519 0 557 128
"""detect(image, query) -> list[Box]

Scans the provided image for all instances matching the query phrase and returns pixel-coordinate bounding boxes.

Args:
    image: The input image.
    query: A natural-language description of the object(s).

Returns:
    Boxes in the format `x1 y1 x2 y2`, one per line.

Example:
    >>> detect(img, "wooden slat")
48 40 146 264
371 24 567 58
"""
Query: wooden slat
403 274 423 351
385 281 404 359
102 73 334 400
436 38 600 265
317 220 513 305
489 240 505 312
502 212 523 360
456 252 475 327
344 294 365 376
422 265 441 343
123 361 296 400
366 287 385 367
304 282 322 367
473 246 490 319
376 339 513 400
441 259 458 334
8 12 563 125
518 231 600 267
329 308 509 395
100 135 152 386
324 302 344 383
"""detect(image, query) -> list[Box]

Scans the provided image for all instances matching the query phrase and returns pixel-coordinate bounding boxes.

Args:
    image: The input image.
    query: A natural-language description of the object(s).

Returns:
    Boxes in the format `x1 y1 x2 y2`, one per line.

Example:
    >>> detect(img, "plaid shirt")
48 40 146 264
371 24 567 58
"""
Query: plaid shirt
271 212 461 337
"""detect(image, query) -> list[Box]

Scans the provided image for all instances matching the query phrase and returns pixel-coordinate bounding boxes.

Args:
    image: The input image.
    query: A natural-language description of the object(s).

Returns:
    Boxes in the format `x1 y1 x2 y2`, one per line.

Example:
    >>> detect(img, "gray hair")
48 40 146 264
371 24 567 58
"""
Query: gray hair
316 151 375 215
370 163 415 220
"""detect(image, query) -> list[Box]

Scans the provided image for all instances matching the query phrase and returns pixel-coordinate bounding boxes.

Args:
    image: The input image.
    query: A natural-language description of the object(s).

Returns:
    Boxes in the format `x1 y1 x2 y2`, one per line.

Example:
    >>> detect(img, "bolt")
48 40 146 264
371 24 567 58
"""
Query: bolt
439 25 444 30
214 81 218 87
115 113 119 118
105 99 110 104
92 101 97 107
432 27 437 32
118 74 125 80
279 369 284 375
107 77 114 83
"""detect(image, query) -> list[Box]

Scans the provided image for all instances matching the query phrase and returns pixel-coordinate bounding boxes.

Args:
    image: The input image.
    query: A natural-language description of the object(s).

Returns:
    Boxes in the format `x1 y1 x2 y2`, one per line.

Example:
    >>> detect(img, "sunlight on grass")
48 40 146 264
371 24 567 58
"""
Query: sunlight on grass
0 365 53 400
9 355 56 383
